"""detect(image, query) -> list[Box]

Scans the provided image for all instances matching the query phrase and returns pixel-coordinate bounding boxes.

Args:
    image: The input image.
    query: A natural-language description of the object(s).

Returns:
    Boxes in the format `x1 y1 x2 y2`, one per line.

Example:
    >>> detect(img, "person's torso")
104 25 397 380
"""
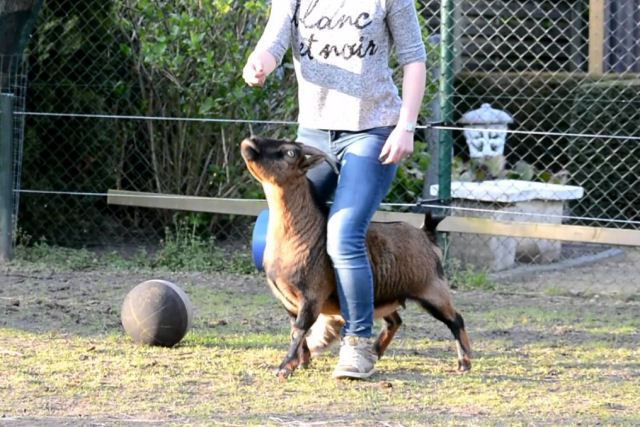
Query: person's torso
289 0 400 130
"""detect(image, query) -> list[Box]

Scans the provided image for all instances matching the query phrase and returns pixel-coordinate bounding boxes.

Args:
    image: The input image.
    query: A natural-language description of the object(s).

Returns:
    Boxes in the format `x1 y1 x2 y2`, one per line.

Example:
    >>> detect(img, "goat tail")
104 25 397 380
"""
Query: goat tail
421 210 445 244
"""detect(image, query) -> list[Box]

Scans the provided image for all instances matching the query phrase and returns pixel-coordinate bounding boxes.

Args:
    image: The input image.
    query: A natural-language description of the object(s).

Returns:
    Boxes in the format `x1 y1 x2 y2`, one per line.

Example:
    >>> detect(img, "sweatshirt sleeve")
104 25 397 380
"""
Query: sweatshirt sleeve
254 0 293 65
386 0 427 65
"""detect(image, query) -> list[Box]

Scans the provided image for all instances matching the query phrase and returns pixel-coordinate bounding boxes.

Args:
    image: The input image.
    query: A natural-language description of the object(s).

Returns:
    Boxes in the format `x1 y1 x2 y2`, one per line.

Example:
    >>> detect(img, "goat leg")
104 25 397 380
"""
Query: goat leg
290 317 312 369
285 317 312 368
373 311 403 359
306 314 343 356
276 302 318 379
299 338 311 369
418 296 472 372
447 312 472 371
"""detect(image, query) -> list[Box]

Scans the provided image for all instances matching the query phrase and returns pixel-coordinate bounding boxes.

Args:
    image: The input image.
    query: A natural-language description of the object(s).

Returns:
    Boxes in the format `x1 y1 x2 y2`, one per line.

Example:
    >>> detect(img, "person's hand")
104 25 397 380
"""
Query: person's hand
243 54 268 87
379 126 415 164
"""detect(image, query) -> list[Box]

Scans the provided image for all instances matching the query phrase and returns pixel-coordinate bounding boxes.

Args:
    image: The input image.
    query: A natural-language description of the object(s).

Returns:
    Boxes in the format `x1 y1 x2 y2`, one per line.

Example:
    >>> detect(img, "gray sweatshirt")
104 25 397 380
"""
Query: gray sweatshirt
256 0 427 131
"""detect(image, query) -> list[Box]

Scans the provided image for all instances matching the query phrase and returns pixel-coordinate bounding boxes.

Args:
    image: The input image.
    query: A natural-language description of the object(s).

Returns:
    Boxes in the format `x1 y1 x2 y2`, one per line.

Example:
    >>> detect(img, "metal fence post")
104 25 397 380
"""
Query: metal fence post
436 0 456 255
0 93 15 261
423 34 441 201
438 0 455 205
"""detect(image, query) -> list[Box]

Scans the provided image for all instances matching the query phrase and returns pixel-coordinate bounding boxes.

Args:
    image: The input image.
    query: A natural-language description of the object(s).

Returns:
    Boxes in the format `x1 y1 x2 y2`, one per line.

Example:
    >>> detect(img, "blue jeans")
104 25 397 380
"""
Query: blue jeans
297 126 398 338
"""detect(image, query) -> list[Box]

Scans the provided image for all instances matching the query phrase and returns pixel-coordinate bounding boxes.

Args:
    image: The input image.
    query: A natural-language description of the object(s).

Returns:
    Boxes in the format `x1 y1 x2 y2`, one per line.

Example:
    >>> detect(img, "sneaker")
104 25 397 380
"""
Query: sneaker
332 336 377 379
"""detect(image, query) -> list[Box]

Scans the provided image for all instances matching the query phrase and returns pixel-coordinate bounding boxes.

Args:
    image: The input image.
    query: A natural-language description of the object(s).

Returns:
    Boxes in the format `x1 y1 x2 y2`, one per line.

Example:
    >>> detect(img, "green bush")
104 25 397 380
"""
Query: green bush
21 0 439 247
154 216 254 273
113 0 297 198
22 0 128 245
14 218 255 274
22 1 295 245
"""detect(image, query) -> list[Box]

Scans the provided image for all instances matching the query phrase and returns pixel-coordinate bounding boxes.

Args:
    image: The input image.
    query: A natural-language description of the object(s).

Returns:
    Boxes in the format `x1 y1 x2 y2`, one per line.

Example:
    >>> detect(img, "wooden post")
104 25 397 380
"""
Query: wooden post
588 0 605 74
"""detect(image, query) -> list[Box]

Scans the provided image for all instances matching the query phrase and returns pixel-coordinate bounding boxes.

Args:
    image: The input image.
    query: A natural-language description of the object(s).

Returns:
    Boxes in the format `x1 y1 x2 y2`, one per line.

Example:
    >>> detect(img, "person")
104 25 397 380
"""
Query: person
243 0 427 379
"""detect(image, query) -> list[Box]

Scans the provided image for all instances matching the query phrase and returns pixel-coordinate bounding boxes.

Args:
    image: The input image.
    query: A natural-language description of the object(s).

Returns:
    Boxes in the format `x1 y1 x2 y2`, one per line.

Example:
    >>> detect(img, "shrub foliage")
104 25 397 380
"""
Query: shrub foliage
21 0 437 246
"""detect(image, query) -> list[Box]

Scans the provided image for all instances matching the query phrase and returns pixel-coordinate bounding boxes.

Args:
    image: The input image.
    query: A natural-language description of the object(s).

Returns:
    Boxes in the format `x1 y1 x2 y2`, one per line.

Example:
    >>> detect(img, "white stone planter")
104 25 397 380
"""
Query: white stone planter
430 180 584 271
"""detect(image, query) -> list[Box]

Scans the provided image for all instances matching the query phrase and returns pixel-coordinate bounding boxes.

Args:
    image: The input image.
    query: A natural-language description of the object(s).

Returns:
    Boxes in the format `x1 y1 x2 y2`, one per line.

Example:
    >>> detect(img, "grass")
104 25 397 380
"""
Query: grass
447 259 497 291
2 323 638 425
1 248 639 425
12 232 256 275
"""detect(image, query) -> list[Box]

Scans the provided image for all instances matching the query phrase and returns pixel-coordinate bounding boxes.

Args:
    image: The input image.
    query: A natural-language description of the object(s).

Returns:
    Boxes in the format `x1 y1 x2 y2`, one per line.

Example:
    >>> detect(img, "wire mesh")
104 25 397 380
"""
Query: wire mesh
0 54 27 240
12 0 640 276
432 0 640 272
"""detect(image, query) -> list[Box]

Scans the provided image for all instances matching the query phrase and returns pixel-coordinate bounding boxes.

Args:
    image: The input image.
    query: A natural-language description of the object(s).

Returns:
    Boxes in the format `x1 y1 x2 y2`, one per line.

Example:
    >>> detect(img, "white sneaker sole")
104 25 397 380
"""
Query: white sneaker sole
332 368 376 380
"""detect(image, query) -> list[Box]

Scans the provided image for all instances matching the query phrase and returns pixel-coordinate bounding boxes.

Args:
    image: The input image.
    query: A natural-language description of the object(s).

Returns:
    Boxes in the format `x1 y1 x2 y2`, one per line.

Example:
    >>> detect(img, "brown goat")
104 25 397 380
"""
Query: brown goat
240 136 472 379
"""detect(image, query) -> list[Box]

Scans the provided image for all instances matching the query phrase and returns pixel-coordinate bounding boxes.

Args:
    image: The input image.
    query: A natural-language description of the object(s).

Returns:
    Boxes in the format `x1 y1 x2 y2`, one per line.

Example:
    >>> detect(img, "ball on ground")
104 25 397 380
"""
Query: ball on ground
121 279 193 347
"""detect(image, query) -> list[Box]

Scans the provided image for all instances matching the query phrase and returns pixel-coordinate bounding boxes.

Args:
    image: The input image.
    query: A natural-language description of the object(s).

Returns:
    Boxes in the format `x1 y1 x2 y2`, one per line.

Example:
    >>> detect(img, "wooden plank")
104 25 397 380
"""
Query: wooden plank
107 190 267 216
373 213 640 247
588 0 605 74
372 211 424 228
107 191 640 247
437 216 640 247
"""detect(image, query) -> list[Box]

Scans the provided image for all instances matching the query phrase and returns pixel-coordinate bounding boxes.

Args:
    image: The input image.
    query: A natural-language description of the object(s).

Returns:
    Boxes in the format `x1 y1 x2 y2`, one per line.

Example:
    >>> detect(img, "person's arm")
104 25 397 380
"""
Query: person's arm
243 0 292 87
243 50 278 87
379 0 427 164
379 61 427 164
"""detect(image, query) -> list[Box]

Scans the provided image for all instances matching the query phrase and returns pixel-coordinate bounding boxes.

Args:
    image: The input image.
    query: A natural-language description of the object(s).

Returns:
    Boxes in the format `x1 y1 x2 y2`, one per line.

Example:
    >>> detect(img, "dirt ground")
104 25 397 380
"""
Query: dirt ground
1 246 638 341
1 246 639 425
498 245 640 297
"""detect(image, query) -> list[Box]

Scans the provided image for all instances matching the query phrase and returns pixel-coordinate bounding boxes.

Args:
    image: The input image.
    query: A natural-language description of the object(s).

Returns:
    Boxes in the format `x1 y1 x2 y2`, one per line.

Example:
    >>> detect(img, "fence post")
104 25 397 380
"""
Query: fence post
0 92 15 261
423 34 441 201
438 0 455 204
588 0 605 75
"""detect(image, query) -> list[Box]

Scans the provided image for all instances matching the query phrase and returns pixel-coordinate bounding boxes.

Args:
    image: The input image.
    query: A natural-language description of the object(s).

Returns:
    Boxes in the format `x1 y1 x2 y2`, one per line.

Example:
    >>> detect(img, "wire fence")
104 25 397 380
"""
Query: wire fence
0 55 27 240
433 0 640 272
9 0 640 274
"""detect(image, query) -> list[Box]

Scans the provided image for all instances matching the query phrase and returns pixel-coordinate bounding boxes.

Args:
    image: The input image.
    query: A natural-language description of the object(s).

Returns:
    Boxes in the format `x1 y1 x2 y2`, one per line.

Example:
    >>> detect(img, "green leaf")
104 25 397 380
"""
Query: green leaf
199 97 217 115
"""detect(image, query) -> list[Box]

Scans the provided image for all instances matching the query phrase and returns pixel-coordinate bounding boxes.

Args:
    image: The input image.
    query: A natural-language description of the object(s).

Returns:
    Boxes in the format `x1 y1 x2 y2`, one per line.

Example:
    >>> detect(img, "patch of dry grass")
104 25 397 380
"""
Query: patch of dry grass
1 266 639 425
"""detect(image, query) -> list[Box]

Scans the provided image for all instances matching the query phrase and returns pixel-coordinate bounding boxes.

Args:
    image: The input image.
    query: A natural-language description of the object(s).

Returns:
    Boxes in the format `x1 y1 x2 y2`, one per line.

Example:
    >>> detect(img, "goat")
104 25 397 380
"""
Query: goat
240 136 472 379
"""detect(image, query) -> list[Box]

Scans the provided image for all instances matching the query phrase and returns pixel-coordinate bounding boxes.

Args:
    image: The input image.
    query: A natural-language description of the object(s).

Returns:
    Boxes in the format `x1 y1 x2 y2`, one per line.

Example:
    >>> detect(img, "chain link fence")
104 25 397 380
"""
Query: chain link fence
19 0 298 253
9 0 640 275
433 0 640 273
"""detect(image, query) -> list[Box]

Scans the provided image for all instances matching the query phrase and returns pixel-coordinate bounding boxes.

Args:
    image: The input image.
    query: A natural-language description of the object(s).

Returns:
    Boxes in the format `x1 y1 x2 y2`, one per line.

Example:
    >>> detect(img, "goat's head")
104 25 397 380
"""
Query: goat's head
241 136 337 185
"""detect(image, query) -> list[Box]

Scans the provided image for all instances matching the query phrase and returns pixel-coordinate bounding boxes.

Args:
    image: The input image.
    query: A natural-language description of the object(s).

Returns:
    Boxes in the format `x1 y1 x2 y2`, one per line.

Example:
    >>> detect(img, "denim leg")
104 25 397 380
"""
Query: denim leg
296 127 338 205
327 128 398 337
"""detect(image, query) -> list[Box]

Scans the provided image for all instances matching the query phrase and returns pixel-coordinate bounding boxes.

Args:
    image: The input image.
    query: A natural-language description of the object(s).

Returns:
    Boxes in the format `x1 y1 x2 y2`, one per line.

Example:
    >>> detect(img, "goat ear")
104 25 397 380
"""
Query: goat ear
299 144 339 174
300 152 325 172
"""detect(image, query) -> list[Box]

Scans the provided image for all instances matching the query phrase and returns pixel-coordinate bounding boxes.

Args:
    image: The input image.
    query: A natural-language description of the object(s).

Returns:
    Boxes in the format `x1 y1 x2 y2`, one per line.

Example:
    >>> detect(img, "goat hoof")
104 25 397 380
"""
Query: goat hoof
373 343 384 359
275 367 293 380
458 357 472 372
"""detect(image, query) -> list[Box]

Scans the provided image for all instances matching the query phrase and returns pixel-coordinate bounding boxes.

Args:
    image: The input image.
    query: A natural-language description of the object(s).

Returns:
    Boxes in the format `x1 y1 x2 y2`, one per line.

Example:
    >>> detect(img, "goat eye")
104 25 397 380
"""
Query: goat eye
285 149 296 158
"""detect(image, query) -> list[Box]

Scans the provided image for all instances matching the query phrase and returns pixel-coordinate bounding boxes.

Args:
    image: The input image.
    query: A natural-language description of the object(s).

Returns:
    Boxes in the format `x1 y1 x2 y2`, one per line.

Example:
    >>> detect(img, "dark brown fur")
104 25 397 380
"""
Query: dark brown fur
241 136 472 378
